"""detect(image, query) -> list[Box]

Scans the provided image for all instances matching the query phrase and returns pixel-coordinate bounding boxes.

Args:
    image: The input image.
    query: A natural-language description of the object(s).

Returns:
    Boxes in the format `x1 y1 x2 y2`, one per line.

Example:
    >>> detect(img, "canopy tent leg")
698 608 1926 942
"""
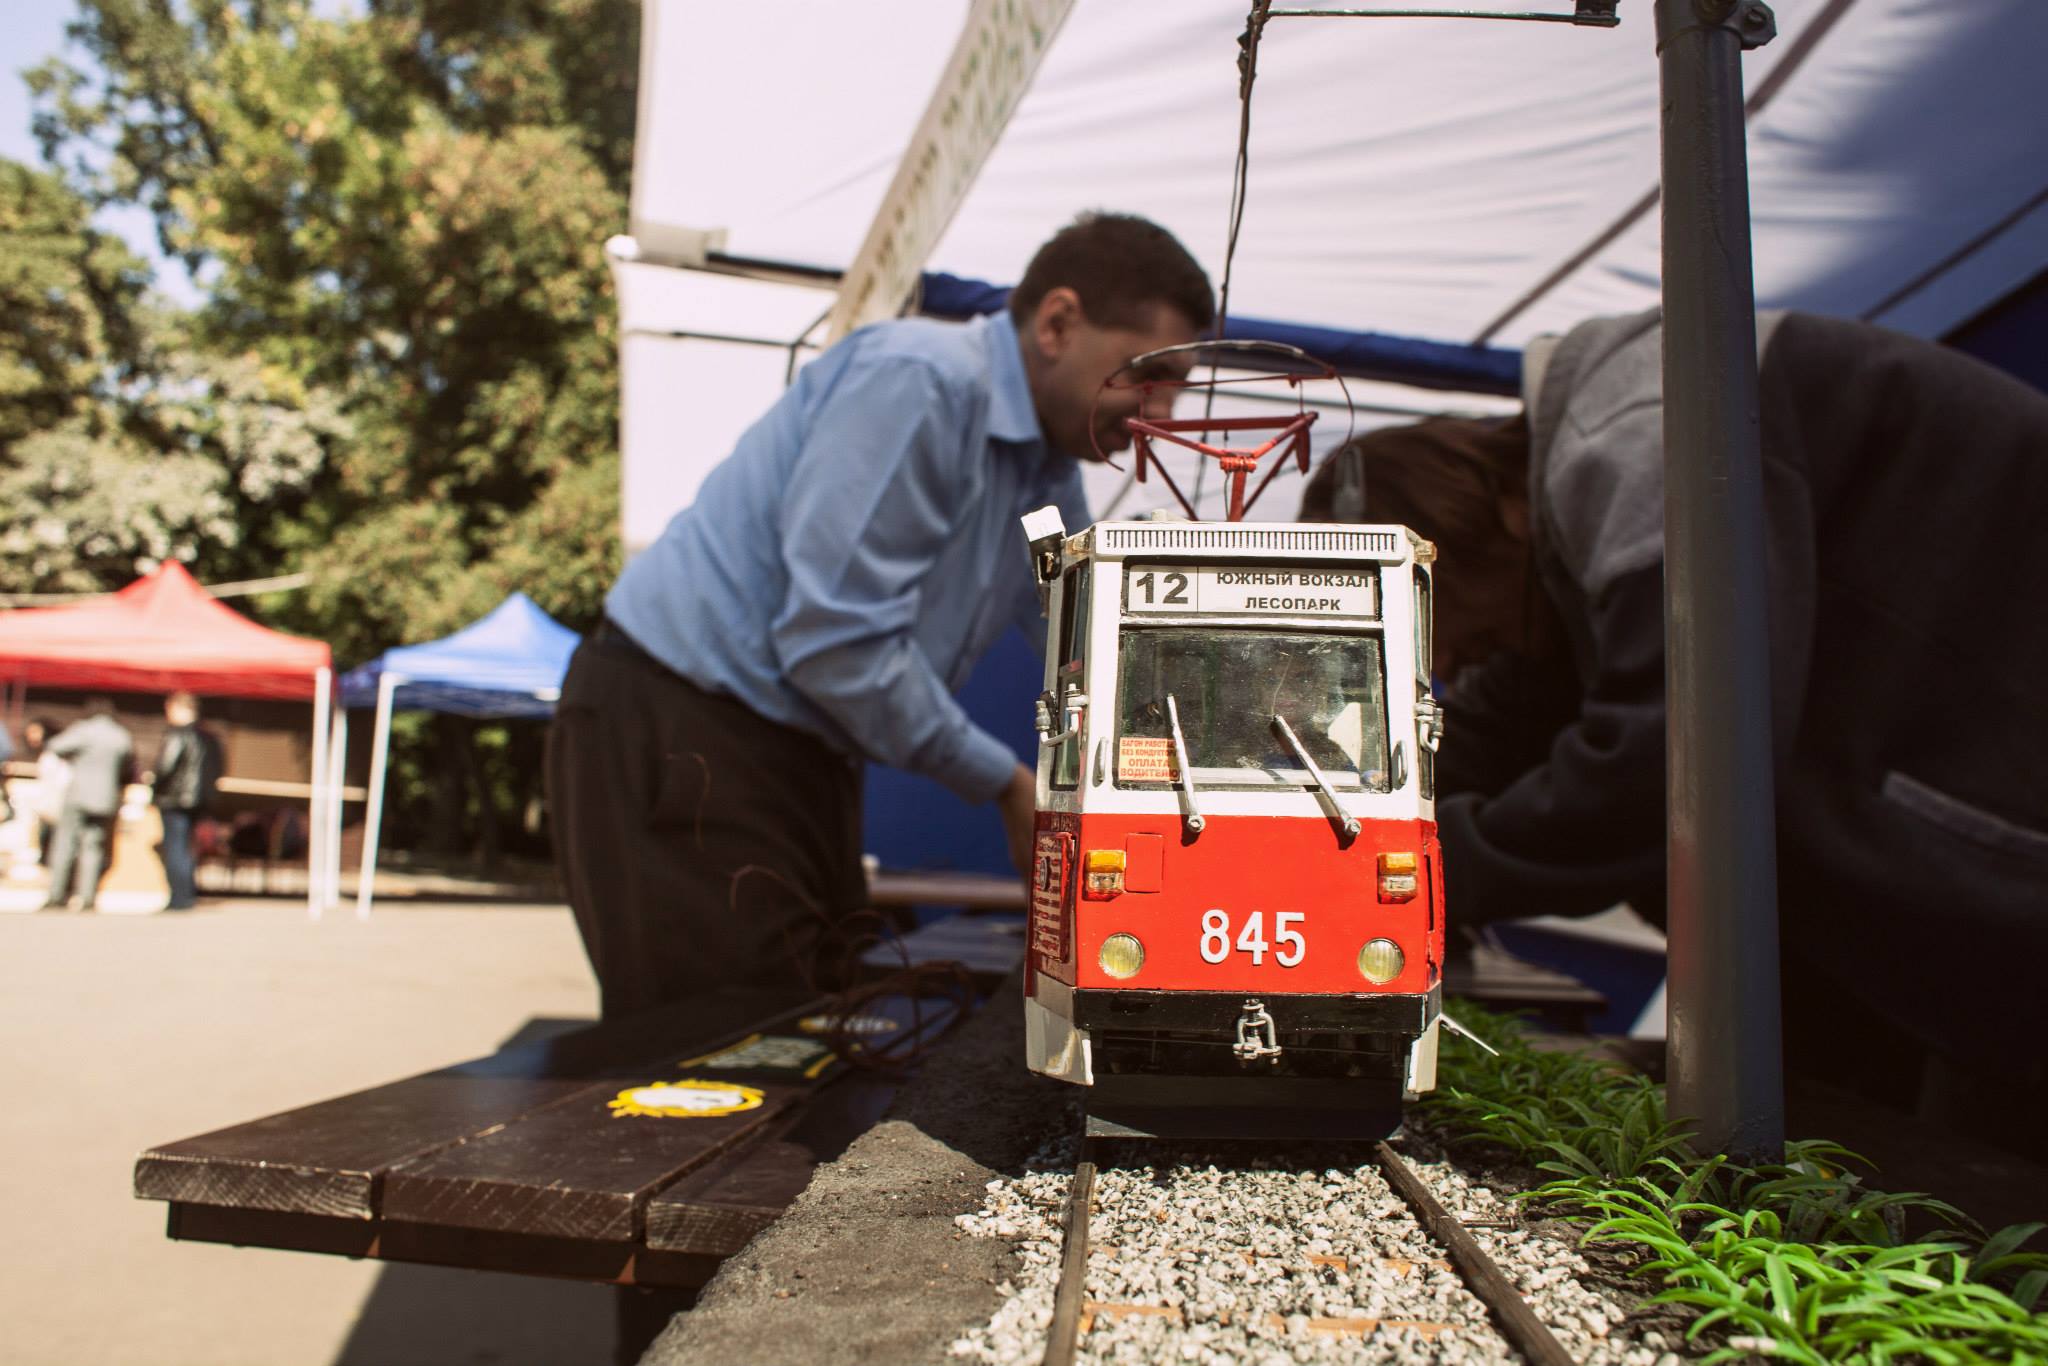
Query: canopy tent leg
308 668 330 920
355 673 400 920
325 707 348 913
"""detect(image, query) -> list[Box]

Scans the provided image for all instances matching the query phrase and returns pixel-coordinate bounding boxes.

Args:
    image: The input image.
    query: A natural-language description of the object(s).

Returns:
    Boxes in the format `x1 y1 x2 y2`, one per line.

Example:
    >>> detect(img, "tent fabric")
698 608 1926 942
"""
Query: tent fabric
614 0 2048 548
0 561 332 700
339 593 579 719
632 0 2048 349
917 271 1525 394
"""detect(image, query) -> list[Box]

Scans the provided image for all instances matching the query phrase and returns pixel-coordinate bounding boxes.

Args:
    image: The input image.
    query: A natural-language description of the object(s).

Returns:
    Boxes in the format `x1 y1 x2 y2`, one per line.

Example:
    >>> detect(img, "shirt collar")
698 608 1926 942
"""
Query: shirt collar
983 314 1044 447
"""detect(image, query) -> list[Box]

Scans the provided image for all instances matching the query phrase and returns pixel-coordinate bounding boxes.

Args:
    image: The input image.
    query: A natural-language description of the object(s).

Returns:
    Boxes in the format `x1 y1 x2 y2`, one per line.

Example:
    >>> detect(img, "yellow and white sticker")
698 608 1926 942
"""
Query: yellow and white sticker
678 1033 833 1073
798 1013 901 1037
607 1078 766 1119
1116 735 1178 783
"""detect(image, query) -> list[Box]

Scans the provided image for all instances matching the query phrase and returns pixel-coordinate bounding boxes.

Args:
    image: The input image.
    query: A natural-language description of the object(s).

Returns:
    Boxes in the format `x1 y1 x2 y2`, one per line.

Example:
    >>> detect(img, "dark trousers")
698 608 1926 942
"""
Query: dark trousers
45 805 115 910
158 807 198 909
545 627 867 1020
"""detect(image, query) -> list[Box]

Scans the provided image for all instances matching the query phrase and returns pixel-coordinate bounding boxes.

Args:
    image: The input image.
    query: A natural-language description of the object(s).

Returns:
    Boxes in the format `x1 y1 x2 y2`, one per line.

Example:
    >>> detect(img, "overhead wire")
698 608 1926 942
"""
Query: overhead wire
1189 0 1275 517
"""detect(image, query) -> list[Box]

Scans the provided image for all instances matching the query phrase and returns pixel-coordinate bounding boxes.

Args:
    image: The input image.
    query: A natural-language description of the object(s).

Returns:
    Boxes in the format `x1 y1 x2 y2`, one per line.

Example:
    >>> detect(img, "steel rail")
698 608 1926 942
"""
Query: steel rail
1040 1137 1100 1366
1375 1141 1580 1366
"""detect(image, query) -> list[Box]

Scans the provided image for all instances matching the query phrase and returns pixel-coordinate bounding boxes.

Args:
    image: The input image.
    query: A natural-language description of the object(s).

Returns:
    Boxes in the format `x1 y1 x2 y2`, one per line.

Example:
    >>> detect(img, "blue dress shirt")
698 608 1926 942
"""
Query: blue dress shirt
608 312 1089 804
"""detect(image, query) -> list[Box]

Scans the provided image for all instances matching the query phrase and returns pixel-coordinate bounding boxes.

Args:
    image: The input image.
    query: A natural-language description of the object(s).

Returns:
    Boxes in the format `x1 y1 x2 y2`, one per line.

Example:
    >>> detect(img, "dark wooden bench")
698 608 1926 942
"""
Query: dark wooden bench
136 988 955 1289
134 870 1602 1297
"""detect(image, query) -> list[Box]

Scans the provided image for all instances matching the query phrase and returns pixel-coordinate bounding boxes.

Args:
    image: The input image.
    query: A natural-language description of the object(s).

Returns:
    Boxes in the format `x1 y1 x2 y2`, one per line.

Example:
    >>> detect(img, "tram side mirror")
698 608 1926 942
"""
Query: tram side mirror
1390 740 1408 791
1021 505 1068 610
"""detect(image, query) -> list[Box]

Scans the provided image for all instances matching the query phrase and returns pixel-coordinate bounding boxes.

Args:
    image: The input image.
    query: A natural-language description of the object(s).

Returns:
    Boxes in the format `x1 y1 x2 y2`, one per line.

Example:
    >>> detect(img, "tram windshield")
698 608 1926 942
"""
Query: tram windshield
1115 628 1391 791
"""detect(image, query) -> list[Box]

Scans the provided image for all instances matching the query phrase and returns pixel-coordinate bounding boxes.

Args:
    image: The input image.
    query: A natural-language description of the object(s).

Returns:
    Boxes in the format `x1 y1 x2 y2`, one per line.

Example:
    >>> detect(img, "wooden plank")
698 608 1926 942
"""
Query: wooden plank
643 1134 818 1258
381 991 965 1243
380 1072 802 1242
860 911 1026 984
375 997 900 1243
645 1075 899 1256
1445 942 1605 1030
866 870 1024 912
167 1203 719 1289
135 988 817 1219
136 1071 587 1219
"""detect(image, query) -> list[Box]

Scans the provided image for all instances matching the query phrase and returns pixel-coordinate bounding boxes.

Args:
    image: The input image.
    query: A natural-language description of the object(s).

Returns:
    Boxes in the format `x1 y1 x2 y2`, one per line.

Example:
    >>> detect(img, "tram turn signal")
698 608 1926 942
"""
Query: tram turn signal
1083 849 1126 899
1377 851 1420 903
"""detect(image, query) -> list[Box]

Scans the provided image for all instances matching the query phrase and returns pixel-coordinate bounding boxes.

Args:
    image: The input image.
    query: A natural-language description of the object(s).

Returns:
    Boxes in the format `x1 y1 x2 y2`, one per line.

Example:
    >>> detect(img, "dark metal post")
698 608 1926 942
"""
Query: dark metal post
1654 0 1783 1160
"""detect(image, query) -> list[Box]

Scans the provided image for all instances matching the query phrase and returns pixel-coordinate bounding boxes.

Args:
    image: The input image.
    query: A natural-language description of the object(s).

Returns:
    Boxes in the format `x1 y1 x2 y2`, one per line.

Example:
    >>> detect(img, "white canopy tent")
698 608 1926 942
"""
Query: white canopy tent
614 0 2048 550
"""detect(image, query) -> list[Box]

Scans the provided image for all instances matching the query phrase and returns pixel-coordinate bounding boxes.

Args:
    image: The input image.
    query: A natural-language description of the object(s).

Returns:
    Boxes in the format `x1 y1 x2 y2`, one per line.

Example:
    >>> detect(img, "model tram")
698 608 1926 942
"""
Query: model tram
1018 346 1446 1138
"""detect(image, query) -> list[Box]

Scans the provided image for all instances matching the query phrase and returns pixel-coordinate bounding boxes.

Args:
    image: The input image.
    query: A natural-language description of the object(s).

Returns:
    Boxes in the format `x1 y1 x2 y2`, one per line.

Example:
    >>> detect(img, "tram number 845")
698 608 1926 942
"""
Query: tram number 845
1199 909 1305 967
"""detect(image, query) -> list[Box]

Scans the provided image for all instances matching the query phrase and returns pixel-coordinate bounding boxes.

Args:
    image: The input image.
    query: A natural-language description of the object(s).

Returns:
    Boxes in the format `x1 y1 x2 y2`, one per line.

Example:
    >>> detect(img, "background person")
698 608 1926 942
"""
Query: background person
548 211 1212 1019
147 691 218 911
1299 308 2048 1144
19 718 69 868
42 697 136 913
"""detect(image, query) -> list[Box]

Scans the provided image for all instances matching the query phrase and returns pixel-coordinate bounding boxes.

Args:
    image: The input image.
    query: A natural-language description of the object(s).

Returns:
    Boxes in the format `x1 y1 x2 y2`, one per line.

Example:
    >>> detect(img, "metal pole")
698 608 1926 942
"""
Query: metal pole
354 673 399 920
326 706 348 912
308 668 330 920
1655 0 1783 1160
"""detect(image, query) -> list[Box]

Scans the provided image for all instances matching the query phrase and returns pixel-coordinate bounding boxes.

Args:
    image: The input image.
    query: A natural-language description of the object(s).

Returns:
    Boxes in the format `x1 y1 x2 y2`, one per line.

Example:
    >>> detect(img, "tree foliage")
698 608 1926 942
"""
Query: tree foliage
0 158 348 593
26 0 635 657
0 158 145 448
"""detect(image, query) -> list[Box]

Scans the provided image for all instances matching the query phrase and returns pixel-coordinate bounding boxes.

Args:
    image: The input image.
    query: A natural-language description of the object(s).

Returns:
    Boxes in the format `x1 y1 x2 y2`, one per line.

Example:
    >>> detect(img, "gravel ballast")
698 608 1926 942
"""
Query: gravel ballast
640 979 1701 1365
948 1134 1690 1366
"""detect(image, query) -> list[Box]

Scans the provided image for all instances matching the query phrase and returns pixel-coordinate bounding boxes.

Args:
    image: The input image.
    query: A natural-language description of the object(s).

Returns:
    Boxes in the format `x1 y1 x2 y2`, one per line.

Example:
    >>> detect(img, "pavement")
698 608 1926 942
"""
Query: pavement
643 977 1070 1366
0 896 618 1366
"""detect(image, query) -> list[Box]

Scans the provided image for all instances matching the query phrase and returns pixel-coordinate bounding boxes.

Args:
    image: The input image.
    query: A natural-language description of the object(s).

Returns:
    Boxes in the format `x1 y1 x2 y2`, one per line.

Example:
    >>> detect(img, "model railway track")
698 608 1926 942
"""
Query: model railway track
1040 1137 1579 1366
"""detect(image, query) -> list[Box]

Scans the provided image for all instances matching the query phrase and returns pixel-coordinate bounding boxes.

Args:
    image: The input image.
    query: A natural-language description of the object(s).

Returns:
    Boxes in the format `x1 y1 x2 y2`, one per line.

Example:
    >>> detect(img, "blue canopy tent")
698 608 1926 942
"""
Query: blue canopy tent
338 593 580 916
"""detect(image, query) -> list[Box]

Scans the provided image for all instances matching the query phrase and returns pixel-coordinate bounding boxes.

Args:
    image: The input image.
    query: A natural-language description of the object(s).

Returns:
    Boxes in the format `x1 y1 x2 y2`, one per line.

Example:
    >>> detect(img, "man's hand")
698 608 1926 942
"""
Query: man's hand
998 762 1037 875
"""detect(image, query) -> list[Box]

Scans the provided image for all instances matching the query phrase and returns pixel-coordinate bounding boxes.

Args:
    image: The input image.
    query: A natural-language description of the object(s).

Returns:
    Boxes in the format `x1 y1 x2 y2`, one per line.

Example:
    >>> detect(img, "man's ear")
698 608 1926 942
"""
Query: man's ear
1031 286 1084 362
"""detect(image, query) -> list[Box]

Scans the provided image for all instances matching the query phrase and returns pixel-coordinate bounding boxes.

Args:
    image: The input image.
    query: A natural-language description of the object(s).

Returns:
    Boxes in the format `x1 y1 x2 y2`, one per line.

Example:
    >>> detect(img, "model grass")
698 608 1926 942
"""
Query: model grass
1419 1004 2048 1365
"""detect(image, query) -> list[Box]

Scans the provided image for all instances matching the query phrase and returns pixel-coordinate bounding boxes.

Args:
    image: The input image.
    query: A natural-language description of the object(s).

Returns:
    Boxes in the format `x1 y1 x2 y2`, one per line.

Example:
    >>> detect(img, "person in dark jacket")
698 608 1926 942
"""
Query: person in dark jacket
148 691 217 911
42 697 135 912
1300 309 2048 1141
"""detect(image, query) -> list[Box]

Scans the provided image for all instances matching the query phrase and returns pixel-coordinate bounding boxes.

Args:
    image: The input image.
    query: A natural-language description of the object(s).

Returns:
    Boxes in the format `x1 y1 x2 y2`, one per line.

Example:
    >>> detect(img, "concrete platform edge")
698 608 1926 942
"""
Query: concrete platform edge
642 976 1067 1366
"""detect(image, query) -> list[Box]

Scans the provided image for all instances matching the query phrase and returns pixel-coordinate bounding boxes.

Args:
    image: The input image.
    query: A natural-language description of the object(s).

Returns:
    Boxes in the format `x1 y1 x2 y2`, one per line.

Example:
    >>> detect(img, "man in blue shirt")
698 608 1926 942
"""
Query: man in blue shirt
549 213 1213 1017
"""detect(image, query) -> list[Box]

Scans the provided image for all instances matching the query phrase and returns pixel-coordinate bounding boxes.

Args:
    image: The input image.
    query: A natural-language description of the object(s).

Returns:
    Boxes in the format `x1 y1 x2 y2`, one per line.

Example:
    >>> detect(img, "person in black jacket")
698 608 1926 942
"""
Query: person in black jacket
1300 309 2048 1145
148 691 218 912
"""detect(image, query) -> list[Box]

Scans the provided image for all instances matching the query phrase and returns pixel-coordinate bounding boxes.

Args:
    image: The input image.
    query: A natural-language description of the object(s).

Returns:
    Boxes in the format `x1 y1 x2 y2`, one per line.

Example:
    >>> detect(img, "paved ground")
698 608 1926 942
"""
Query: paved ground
0 897 619 1366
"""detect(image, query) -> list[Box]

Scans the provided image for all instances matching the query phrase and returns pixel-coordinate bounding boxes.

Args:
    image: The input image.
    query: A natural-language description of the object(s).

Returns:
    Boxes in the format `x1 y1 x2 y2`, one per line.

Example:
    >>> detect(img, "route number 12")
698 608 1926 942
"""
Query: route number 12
1199 909 1305 967
1131 570 1190 606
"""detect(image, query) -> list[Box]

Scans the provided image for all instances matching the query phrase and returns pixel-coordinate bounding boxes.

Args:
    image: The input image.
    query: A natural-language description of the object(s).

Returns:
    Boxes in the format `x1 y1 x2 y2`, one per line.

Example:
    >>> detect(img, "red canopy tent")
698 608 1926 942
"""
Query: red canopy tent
0 561 329 698
0 562 339 915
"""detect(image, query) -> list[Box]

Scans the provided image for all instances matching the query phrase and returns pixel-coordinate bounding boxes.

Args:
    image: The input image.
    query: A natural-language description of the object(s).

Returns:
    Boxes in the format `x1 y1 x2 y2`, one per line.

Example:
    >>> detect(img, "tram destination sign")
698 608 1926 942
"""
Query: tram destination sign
1123 564 1377 618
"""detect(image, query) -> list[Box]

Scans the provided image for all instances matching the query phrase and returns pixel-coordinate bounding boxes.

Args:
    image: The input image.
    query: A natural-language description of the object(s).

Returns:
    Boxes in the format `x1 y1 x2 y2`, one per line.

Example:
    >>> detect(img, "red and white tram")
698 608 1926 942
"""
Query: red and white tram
1018 353 1447 1137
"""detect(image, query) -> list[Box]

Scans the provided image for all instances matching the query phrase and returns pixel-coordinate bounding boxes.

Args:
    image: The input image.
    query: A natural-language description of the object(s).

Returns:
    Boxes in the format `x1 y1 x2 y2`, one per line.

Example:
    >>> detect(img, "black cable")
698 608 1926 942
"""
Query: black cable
1191 0 1273 515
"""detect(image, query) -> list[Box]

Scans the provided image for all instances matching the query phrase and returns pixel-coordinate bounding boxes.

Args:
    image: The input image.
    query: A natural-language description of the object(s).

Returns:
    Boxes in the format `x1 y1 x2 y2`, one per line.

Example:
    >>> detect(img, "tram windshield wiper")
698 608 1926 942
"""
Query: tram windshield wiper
1272 712 1361 842
1165 693 1205 836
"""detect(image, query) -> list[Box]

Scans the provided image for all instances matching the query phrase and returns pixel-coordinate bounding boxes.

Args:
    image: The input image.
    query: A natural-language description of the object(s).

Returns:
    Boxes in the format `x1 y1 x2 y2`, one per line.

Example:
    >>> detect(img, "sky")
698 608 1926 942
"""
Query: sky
4 1 202 303
3 0 355 307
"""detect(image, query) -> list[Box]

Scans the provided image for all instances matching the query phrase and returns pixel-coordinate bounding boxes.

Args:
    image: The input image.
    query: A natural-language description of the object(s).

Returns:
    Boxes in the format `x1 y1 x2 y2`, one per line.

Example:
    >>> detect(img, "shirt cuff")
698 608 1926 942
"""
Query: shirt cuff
942 725 1022 806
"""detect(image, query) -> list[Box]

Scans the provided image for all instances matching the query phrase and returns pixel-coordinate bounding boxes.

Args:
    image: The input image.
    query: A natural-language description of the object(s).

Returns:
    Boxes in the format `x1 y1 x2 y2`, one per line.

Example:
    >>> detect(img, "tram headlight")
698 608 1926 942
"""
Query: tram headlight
1098 933 1145 980
1357 938 1405 985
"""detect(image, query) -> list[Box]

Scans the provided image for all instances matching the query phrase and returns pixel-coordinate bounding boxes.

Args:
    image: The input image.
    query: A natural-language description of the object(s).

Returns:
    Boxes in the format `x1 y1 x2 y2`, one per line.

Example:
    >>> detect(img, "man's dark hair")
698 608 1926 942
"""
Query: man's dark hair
84 695 116 718
1010 212 1214 332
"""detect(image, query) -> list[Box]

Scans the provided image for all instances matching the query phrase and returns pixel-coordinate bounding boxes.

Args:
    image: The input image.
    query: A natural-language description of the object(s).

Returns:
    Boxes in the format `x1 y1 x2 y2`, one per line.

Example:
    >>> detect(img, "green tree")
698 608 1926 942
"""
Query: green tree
30 0 635 660
0 157 145 449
